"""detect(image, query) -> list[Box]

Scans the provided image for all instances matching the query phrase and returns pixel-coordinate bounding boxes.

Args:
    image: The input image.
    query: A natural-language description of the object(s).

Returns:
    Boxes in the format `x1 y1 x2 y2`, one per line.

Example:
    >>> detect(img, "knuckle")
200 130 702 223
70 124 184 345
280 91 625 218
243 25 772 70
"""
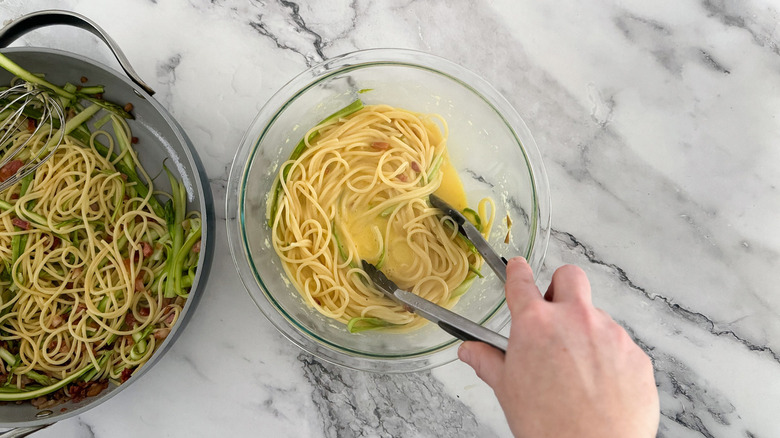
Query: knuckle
518 300 548 320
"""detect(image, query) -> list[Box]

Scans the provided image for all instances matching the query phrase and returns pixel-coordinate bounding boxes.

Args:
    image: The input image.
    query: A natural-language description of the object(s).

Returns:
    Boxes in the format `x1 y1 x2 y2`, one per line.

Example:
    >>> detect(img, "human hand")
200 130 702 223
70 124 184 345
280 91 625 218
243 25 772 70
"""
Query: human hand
458 258 659 438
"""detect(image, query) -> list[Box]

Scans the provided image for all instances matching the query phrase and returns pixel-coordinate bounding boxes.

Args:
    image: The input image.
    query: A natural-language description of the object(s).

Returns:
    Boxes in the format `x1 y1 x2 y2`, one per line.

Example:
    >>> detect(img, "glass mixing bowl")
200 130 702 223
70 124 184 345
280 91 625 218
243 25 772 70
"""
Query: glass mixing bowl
226 49 550 372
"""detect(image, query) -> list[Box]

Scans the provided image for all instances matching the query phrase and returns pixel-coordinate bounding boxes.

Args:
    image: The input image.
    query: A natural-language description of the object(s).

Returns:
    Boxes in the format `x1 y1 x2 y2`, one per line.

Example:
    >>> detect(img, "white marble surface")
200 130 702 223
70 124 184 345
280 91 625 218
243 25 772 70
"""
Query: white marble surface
1 0 779 436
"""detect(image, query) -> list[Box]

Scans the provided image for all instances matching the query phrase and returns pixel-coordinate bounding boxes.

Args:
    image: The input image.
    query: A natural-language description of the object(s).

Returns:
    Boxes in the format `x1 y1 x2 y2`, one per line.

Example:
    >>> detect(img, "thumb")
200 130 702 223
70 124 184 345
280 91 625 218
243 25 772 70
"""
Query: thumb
458 341 505 388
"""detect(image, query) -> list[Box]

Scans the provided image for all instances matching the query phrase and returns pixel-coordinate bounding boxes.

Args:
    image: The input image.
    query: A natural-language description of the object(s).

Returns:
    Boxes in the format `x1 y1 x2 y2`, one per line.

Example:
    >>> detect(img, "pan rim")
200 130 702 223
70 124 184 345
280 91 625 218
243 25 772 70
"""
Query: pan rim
0 46 214 428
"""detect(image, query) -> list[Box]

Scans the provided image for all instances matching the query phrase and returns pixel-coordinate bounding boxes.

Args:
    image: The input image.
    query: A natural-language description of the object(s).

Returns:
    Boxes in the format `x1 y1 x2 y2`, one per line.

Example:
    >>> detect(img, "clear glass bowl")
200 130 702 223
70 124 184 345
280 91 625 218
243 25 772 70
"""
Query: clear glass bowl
226 49 551 372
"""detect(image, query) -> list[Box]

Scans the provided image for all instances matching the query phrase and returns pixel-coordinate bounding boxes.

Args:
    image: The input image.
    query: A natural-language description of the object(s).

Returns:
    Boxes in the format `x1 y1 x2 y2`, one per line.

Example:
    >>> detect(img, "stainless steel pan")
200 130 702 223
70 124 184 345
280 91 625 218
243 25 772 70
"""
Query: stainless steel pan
0 10 214 437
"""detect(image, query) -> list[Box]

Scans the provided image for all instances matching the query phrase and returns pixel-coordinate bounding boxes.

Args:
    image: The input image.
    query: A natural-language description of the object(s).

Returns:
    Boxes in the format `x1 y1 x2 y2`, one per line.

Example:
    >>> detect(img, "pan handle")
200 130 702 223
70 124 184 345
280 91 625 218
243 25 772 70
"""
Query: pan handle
0 9 155 95
0 425 49 438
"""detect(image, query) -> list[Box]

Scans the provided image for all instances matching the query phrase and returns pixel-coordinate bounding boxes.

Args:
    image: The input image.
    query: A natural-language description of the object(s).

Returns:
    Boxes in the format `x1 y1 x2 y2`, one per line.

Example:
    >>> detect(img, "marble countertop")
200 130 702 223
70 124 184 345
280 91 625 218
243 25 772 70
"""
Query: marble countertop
1 0 779 436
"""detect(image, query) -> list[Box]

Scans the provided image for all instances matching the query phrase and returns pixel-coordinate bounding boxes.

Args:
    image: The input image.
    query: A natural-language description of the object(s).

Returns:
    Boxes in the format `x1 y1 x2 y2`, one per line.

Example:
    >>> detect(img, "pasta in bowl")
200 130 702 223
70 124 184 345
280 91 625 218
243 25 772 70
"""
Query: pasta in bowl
227 49 550 372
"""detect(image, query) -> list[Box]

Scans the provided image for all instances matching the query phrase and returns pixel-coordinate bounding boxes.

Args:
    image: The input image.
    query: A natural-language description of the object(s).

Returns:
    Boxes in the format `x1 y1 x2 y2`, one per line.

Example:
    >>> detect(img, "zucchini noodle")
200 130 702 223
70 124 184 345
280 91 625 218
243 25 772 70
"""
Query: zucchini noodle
0 78 200 406
271 104 494 332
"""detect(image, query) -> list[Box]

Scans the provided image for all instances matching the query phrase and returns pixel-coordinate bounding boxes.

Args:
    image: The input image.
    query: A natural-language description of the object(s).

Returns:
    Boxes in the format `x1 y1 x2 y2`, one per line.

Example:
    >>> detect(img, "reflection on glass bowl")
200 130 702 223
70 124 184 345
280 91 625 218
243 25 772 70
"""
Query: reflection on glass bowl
226 49 550 372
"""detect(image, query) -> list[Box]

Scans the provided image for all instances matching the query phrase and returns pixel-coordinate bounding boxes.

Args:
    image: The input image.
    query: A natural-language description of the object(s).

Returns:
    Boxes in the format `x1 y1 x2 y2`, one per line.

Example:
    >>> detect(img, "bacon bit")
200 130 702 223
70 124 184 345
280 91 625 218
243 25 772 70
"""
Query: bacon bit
31 397 48 408
410 161 421 172
10 193 19 200
161 298 173 308
60 408 67 413
135 274 145 292
95 93 103 99
139 307 150 316
125 313 136 326
371 141 390 150
191 240 201 253
60 343 69 354
153 328 171 340
49 236 61 250
27 118 36 132
86 381 108 397
68 382 87 402
12 217 30 230
104 234 113 243
0 160 24 182
123 258 132 271
120 173 128 181
124 103 134 113
120 367 133 383
80 76 88 83
164 312 175 325
140 241 153 257
131 136 139 144
397 173 407 182
49 314 64 328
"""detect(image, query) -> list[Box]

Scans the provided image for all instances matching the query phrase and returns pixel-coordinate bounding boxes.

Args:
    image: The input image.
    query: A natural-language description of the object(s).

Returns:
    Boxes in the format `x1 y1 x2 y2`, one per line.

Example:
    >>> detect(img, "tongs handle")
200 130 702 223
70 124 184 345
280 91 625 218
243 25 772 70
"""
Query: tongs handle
438 321 508 352
395 290 509 352
0 9 155 95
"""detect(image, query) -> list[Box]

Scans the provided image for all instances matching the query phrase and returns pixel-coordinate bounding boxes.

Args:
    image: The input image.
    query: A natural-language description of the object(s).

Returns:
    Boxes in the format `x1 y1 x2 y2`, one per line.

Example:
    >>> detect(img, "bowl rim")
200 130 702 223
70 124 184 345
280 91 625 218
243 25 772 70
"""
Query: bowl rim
226 48 551 372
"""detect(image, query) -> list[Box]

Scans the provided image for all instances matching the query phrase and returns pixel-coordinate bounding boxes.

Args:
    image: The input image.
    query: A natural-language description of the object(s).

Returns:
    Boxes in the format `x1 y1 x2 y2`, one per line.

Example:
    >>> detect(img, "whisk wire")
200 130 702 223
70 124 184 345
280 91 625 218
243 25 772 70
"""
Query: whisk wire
0 82 66 191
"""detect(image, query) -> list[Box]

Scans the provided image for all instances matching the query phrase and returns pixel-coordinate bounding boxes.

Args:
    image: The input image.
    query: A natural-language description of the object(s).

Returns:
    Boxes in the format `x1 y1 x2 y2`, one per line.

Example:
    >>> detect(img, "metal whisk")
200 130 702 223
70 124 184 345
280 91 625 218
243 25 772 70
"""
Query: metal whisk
0 82 65 192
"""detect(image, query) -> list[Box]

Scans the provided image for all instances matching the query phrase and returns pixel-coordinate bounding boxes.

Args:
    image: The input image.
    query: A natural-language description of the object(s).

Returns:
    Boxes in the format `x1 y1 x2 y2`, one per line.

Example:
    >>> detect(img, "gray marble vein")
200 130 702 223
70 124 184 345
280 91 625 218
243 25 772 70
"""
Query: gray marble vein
552 229 779 365
247 0 326 67
701 0 780 56
0 0 778 436
547 229 773 436
301 355 499 438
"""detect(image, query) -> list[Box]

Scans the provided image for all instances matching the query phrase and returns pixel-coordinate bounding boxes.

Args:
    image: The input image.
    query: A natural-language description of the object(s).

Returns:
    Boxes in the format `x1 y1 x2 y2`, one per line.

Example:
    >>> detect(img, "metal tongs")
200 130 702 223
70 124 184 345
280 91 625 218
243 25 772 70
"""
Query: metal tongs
362 194 509 352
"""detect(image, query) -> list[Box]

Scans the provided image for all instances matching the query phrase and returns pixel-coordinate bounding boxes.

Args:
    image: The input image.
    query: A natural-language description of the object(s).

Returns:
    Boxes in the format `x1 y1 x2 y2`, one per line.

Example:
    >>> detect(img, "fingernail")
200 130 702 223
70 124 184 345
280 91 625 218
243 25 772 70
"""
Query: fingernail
509 256 526 266
458 343 470 362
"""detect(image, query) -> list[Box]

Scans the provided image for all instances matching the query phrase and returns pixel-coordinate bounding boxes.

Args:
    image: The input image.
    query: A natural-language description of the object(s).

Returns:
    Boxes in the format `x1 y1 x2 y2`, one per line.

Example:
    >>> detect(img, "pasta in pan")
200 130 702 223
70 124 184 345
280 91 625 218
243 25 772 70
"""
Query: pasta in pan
0 64 200 406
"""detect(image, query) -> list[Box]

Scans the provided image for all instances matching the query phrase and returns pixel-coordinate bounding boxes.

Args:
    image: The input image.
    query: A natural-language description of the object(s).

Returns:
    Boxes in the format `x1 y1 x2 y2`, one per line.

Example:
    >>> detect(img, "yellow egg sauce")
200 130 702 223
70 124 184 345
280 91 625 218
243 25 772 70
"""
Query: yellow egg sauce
342 213 388 263
339 152 468 282
433 154 468 211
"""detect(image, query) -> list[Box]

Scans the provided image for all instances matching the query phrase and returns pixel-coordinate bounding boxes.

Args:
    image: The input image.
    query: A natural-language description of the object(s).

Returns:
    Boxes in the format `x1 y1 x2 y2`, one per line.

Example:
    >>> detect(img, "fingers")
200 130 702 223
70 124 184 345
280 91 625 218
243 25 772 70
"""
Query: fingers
544 265 592 304
458 341 505 388
595 307 613 322
504 257 542 315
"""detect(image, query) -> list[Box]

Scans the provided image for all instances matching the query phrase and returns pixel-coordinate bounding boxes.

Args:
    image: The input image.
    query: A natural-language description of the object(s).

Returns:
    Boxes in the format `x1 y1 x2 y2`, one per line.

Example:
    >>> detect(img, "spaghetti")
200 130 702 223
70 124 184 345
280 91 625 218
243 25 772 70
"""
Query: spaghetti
270 103 493 332
0 71 200 406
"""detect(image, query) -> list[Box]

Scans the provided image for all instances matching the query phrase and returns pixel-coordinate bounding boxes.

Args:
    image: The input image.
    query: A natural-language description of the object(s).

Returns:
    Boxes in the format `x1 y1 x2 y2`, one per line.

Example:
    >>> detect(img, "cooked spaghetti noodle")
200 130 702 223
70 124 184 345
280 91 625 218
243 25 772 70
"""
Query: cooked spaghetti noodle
271 103 494 331
0 72 200 406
